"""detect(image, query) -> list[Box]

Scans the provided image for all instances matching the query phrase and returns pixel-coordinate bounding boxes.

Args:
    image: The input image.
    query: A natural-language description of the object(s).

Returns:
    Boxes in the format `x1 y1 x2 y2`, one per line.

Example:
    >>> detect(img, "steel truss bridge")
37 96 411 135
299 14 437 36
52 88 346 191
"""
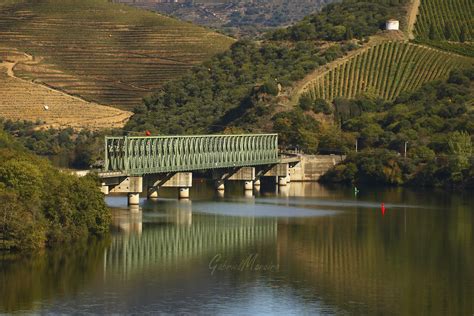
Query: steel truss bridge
100 133 300 202
104 134 280 176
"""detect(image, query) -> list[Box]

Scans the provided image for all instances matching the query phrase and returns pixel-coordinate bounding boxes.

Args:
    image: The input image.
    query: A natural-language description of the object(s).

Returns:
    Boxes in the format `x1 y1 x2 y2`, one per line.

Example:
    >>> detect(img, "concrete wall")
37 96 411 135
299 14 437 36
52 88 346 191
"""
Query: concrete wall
290 155 345 182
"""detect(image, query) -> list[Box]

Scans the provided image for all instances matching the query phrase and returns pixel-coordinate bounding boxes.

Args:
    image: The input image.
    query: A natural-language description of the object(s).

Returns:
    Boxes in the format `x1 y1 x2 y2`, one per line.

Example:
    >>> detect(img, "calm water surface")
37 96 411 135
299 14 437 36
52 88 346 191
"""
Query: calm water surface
1 182 473 315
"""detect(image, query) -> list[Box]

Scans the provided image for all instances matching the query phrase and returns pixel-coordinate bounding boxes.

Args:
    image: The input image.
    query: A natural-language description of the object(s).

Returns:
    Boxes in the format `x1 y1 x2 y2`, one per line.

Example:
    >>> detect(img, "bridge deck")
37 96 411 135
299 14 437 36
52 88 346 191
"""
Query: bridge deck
104 134 286 176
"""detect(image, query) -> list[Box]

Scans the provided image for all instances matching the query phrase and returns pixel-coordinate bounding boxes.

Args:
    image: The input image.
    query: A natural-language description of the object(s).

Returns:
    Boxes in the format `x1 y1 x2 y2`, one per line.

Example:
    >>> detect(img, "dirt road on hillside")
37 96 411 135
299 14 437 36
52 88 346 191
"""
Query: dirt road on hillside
0 50 132 130
407 0 421 40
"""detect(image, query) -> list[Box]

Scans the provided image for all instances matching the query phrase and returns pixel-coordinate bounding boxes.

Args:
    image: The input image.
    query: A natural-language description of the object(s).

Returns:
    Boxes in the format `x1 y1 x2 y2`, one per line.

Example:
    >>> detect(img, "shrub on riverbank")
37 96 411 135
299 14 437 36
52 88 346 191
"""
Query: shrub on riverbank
321 148 474 188
0 131 110 252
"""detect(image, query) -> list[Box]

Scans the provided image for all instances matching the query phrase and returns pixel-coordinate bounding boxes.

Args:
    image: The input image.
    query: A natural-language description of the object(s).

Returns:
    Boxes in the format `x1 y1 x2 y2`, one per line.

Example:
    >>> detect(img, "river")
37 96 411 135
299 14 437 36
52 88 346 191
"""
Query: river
1 182 472 315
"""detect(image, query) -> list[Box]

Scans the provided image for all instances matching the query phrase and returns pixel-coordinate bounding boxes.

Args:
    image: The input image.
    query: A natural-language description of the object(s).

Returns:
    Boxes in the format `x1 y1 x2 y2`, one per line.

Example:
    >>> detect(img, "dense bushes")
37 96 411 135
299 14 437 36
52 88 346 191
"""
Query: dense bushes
0 119 120 168
126 40 353 134
0 131 110 252
321 68 474 187
321 149 407 184
321 147 473 187
270 1 408 41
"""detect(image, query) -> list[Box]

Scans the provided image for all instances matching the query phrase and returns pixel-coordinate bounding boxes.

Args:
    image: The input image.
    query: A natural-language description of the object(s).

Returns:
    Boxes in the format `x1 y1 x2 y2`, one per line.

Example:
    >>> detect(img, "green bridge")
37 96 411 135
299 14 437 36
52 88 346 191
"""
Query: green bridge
104 134 279 175
100 134 299 204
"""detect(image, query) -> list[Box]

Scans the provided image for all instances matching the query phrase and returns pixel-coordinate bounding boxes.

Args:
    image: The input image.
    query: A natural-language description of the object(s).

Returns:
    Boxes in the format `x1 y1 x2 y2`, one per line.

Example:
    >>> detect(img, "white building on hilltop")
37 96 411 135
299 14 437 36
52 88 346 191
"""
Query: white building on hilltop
386 19 400 31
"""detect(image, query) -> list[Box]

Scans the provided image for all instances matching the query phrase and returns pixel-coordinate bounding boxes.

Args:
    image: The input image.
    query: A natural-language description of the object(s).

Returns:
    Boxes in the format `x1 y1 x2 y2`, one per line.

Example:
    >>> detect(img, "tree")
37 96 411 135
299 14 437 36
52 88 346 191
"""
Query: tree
0 189 47 251
459 26 467 43
448 131 472 171
428 24 436 40
345 28 354 40
298 95 313 111
313 98 332 114
0 130 111 252
260 80 279 96
443 23 452 40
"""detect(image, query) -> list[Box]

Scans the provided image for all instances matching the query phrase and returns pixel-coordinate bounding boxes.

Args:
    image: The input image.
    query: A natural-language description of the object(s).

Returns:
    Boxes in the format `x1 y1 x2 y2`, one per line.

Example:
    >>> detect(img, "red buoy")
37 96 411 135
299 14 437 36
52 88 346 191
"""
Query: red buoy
381 203 386 216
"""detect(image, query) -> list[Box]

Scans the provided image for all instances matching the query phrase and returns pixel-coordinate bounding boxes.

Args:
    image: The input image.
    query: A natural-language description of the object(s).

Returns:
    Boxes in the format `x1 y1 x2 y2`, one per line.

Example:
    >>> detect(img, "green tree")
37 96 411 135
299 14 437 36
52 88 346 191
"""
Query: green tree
444 22 452 40
0 189 46 251
459 26 466 43
298 95 313 111
0 131 111 252
428 24 436 40
448 131 472 171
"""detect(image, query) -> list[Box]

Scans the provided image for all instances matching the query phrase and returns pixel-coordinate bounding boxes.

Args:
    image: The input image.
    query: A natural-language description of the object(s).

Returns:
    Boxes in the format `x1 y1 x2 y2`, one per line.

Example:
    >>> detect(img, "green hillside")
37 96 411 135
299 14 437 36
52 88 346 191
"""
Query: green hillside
414 0 473 41
413 0 473 56
0 0 234 110
296 41 471 102
320 67 474 187
126 0 418 134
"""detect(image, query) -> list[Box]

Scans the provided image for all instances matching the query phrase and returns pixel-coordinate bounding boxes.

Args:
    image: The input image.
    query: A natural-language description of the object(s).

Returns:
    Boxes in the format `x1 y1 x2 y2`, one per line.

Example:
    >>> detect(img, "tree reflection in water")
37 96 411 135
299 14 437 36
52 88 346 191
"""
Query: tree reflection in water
0 184 472 314
0 238 109 313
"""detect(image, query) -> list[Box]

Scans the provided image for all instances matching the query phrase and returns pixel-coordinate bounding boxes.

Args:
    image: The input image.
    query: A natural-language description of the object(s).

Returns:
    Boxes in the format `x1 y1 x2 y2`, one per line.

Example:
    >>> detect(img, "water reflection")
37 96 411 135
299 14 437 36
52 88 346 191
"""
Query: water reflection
0 183 472 314
0 239 109 313
112 210 143 234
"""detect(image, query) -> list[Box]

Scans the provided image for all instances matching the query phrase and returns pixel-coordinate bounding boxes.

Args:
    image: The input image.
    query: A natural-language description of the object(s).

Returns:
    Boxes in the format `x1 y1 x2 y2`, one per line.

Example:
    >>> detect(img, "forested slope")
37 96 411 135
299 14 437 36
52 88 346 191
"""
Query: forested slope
321 67 474 187
126 0 413 134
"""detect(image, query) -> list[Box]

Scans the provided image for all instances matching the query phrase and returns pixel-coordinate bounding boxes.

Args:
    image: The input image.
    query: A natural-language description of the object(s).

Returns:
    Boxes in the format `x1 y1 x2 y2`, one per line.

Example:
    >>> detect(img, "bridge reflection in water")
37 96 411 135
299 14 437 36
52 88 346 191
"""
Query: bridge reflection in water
104 184 472 315
107 203 278 279
1 184 471 314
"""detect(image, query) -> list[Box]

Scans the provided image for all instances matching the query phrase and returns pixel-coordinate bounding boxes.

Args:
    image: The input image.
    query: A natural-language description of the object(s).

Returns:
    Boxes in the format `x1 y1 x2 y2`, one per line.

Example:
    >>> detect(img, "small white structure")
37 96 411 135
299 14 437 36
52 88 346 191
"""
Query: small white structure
386 19 400 31
43 105 49 111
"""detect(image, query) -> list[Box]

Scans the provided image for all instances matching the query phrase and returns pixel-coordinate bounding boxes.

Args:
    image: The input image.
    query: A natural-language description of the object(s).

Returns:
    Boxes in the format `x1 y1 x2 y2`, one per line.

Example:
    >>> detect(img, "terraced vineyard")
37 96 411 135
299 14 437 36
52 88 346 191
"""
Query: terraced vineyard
0 59 132 130
0 0 234 110
295 41 472 102
414 0 473 42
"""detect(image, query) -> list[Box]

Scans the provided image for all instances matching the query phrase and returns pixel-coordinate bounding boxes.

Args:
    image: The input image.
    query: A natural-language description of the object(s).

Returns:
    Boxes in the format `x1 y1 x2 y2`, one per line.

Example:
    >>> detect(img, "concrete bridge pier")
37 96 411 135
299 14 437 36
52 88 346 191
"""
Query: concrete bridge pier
179 187 190 199
145 172 193 200
128 193 140 205
253 179 261 192
215 179 225 191
100 183 109 195
216 190 225 198
147 187 159 199
212 167 255 194
100 175 143 206
278 176 288 186
244 180 253 191
256 163 290 187
244 190 254 198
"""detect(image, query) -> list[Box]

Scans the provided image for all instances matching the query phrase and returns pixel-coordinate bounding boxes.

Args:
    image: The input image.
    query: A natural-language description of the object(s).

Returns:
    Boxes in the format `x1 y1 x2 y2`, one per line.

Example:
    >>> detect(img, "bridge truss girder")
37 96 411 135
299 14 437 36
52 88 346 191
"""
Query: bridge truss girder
104 134 279 176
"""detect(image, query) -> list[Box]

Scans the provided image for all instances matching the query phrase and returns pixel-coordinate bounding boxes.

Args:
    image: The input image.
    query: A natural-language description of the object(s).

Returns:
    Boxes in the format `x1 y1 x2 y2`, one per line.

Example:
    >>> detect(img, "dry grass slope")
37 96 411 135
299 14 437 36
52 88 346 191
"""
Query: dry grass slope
0 0 234 110
295 41 472 103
